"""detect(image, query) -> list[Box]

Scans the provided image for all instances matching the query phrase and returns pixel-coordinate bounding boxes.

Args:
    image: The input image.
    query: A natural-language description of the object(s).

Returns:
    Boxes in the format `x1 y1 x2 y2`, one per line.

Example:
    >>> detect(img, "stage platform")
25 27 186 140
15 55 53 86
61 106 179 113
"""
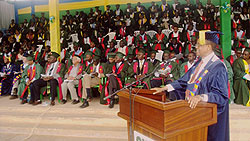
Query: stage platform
0 96 249 141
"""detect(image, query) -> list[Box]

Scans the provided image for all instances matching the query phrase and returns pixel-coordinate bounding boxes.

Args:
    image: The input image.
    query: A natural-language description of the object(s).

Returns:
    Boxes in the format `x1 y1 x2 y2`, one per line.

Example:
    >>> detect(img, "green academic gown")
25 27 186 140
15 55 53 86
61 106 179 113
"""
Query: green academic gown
151 33 168 50
223 59 235 103
126 60 154 89
100 62 114 104
180 62 188 78
17 63 43 97
232 58 250 106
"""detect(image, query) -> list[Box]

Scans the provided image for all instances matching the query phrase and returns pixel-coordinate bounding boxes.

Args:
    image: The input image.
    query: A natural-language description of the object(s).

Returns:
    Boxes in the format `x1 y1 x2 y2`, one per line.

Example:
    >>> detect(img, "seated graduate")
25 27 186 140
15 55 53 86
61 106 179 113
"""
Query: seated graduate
117 39 133 56
150 50 180 88
80 55 105 108
126 48 153 89
100 53 116 105
147 50 160 67
105 52 129 108
232 24 249 49
226 47 242 66
233 48 250 106
18 55 43 105
0 56 15 96
61 55 83 104
135 27 151 47
10 53 29 100
180 52 196 77
31 52 65 106
152 27 168 51
152 31 229 141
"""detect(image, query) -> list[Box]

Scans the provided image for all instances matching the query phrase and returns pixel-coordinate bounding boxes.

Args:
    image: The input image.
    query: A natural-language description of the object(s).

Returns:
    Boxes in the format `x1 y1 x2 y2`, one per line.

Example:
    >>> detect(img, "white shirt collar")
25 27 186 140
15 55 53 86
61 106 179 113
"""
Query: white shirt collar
116 62 122 68
187 61 194 69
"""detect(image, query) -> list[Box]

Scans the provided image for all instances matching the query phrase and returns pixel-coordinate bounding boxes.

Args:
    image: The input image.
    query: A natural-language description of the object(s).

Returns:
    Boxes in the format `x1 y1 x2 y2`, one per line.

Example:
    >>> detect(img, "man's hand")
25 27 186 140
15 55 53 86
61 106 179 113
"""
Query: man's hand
151 87 167 95
112 73 117 77
188 95 202 109
185 89 191 100
68 76 75 80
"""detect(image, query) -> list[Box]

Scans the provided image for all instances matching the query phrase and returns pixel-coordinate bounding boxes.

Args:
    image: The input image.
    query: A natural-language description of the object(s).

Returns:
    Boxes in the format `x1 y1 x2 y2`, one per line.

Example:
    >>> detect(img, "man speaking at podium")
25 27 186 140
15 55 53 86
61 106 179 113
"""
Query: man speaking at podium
152 31 229 141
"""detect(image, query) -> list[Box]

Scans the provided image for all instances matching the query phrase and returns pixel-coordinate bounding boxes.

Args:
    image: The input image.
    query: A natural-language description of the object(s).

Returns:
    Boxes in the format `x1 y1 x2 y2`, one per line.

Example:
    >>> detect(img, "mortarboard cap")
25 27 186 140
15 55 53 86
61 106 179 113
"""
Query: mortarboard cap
150 50 157 55
235 47 242 52
85 51 94 56
163 50 170 54
116 52 125 59
73 41 79 46
93 55 101 60
111 39 117 45
198 30 223 45
108 53 116 58
137 48 146 54
244 48 250 53
26 55 34 61
49 52 60 58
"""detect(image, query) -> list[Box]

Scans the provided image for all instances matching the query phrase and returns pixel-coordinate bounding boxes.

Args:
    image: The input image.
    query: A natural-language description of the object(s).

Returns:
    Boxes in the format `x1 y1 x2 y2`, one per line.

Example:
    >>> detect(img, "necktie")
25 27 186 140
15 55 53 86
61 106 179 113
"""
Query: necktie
29 66 33 80
93 65 97 73
139 61 143 70
49 64 54 75
189 61 203 83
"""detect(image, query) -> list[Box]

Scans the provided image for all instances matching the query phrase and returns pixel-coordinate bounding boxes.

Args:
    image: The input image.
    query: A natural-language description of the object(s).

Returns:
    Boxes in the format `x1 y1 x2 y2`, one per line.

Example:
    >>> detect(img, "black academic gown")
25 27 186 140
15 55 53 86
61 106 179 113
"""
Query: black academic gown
170 57 229 141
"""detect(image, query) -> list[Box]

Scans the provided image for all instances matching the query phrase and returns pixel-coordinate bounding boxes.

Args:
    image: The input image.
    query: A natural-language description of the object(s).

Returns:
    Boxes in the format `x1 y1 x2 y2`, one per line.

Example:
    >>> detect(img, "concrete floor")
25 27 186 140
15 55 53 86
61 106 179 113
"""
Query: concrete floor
0 96 249 141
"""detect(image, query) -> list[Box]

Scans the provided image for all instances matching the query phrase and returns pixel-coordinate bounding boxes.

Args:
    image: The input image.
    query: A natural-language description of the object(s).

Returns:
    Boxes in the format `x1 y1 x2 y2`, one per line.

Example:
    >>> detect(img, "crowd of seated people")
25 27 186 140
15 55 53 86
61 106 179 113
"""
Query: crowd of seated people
0 0 250 108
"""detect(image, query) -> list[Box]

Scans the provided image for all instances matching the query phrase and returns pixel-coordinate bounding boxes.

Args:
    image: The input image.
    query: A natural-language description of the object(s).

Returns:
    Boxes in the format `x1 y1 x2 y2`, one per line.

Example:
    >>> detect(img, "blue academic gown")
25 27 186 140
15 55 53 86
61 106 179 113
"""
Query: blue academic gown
170 58 229 141
0 63 16 95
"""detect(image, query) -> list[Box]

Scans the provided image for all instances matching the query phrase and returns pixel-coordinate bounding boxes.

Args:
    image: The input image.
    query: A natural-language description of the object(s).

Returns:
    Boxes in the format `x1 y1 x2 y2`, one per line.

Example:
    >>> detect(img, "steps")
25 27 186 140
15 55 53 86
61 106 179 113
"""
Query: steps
0 96 250 141
0 96 128 141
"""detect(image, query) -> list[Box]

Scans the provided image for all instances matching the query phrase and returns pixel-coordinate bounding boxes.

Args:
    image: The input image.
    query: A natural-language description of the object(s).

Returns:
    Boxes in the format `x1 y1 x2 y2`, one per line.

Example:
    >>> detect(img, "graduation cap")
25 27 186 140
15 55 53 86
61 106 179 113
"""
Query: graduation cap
49 52 60 58
116 52 125 59
110 39 117 45
95 6 99 9
163 50 170 54
127 3 131 5
106 5 111 8
116 4 120 6
126 53 134 59
73 41 79 46
191 36 197 41
137 48 146 54
107 53 116 58
150 50 157 55
26 54 34 61
140 27 146 31
235 47 242 52
85 51 94 56
198 30 223 45
93 55 101 60
244 48 250 53
120 39 127 45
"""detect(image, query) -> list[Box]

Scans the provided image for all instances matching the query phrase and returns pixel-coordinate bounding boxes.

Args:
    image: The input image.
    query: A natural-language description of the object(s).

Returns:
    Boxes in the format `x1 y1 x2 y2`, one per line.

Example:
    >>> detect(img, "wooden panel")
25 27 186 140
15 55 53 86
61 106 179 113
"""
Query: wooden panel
118 89 217 140
130 121 208 141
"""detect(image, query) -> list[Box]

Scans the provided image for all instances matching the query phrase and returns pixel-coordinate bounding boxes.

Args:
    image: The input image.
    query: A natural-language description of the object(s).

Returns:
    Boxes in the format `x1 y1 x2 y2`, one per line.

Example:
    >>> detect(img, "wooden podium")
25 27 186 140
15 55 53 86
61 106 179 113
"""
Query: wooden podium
117 89 217 141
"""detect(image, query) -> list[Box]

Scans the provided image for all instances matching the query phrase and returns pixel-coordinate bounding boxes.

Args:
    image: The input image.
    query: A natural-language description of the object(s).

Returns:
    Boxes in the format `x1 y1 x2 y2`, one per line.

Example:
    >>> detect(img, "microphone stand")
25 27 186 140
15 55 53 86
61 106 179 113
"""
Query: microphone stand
103 58 173 141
